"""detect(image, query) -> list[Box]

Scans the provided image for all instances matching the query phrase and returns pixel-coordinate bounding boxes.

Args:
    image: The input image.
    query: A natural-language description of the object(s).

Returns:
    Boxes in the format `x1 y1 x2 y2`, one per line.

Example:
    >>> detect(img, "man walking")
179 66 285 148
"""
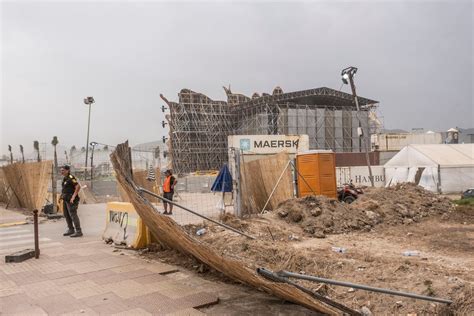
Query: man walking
60 165 82 237
162 169 177 215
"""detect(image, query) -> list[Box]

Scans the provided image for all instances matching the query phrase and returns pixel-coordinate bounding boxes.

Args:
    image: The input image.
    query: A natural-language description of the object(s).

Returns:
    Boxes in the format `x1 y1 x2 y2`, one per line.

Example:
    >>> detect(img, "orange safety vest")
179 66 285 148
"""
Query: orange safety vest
163 176 173 193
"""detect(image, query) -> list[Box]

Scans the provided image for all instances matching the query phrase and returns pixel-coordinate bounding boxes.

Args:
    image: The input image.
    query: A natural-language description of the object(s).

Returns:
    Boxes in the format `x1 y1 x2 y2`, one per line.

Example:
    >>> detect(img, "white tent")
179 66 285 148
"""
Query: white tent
384 144 474 193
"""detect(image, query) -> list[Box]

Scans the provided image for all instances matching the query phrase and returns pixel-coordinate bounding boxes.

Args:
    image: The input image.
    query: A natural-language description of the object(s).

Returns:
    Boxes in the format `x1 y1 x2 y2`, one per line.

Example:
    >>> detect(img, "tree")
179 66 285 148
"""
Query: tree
51 136 59 169
64 150 69 163
81 147 86 152
19 145 25 163
33 141 41 162
103 145 108 151
69 146 77 164
70 145 77 157
8 145 13 164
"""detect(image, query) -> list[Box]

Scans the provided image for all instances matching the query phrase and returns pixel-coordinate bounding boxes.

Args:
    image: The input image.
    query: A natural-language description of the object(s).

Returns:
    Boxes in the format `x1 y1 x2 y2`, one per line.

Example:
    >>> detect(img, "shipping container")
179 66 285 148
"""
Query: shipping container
373 133 443 151
336 166 385 187
335 152 380 167
228 134 309 155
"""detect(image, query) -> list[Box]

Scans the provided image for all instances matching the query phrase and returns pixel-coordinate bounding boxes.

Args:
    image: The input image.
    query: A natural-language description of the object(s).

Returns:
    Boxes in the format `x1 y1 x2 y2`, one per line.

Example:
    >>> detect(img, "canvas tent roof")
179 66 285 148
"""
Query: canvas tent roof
384 144 474 168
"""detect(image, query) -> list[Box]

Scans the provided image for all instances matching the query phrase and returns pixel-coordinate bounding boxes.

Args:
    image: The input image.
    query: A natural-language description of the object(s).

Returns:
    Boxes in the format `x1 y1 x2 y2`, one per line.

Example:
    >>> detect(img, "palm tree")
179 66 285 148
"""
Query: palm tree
51 136 59 169
70 145 77 164
33 141 41 162
70 145 77 157
8 145 13 164
19 145 25 163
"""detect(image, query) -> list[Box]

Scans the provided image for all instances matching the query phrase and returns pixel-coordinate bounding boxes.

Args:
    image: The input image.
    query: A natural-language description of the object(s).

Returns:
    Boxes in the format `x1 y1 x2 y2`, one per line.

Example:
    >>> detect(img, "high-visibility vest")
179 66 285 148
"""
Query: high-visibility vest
163 176 174 192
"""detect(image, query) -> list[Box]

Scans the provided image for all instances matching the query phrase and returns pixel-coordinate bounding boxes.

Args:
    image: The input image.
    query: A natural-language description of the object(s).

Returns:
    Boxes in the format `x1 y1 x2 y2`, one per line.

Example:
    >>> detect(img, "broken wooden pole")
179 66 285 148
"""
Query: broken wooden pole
137 186 255 240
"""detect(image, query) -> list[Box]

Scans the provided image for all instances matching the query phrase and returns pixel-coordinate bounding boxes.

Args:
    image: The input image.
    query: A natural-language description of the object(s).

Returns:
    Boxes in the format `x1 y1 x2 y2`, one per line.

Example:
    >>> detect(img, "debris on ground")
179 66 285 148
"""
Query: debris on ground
162 184 474 314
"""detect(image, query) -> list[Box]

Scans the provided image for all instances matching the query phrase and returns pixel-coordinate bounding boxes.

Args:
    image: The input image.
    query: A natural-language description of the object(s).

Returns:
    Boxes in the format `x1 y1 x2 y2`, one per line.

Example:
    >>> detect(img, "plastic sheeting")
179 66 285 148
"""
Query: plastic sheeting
440 167 474 193
211 164 233 193
385 167 408 187
418 167 439 192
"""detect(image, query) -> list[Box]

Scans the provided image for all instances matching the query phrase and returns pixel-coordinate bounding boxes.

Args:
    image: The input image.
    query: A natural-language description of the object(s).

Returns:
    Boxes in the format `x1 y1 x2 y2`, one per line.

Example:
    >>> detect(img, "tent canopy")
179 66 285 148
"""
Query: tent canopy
384 144 474 193
384 144 474 168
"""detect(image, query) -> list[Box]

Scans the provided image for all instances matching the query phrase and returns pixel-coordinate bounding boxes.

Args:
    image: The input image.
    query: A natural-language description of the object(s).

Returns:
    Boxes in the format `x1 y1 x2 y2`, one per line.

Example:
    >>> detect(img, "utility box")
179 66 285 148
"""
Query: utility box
296 150 337 198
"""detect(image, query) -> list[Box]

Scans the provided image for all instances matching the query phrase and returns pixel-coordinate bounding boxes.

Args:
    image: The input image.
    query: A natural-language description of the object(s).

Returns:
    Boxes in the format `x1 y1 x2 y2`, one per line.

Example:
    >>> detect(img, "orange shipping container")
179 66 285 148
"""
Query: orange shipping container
296 150 337 198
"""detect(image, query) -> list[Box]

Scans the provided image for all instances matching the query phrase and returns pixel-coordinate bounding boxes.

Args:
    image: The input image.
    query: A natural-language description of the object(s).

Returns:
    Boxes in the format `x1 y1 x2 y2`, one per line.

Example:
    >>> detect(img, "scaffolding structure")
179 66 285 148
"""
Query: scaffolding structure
161 86 378 174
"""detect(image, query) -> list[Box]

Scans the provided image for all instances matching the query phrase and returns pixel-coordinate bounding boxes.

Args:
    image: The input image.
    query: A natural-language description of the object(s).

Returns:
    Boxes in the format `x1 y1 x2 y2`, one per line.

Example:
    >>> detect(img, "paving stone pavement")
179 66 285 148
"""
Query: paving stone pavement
0 224 217 315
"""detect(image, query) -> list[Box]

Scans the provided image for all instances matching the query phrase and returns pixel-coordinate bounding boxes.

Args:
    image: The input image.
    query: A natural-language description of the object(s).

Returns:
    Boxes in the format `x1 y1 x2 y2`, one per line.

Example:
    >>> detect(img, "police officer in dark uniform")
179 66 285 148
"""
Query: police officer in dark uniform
60 165 82 237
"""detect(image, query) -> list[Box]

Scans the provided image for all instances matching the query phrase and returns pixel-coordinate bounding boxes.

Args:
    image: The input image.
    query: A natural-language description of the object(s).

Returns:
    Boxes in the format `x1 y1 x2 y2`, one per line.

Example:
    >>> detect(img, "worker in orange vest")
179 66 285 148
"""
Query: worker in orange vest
163 169 177 215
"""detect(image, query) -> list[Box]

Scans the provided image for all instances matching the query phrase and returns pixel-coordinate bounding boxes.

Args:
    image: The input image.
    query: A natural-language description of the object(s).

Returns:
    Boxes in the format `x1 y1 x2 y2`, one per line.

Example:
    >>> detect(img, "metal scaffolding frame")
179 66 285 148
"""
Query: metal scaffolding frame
161 87 378 174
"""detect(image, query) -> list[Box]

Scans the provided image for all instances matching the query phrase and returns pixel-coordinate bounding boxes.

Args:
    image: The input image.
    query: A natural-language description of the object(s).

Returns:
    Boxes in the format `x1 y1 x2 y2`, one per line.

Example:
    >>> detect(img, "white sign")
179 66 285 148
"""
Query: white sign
228 135 309 155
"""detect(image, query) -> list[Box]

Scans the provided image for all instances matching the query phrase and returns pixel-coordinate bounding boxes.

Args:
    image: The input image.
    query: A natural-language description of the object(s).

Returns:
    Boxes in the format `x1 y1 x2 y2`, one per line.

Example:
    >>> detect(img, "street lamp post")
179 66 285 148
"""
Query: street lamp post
83 96 95 181
341 67 375 187
90 142 98 190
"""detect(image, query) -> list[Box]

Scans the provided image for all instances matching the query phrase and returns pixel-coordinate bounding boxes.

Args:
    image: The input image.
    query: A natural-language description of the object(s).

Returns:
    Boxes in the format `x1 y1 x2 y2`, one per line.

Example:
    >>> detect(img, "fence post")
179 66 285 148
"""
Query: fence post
33 209 40 259
234 149 242 218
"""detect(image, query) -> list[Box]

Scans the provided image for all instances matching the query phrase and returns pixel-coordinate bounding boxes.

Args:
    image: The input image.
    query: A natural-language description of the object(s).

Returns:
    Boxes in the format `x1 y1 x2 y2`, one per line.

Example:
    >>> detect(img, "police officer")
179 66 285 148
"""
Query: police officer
60 165 82 237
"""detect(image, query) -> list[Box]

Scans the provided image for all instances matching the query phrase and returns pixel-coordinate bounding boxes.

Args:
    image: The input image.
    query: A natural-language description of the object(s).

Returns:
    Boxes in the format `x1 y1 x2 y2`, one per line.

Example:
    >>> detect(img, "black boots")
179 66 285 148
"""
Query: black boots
70 231 83 238
63 230 74 236
63 229 83 237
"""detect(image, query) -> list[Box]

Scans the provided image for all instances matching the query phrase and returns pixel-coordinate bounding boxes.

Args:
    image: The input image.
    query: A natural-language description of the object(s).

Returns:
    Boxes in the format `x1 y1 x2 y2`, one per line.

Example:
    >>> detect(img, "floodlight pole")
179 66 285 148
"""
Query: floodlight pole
344 67 375 187
90 142 97 190
84 97 95 180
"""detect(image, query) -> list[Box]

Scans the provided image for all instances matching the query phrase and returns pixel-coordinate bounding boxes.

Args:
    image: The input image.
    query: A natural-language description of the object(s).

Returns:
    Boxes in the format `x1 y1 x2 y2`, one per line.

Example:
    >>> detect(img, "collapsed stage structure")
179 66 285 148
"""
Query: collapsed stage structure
161 86 378 174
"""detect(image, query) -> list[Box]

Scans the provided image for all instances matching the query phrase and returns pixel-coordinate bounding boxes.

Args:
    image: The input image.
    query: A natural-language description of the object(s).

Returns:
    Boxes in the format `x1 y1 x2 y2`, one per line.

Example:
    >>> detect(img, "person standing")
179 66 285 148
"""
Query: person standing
162 169 177 215
60 165 82 237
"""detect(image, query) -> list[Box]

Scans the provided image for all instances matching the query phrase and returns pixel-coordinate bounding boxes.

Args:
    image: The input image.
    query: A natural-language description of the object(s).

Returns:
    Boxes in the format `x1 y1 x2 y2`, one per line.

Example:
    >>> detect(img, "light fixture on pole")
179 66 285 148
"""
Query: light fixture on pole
341 66 374 187
83 96 95 181
89 141 98 189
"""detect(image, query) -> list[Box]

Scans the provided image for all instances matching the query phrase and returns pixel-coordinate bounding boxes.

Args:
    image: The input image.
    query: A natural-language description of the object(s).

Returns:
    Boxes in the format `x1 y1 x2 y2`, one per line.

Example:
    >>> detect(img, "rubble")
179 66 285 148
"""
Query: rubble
272 183 455 235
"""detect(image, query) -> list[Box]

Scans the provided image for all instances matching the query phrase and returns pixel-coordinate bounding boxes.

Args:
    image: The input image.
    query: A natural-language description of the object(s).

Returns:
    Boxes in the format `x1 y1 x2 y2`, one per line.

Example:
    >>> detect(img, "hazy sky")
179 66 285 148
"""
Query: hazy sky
1 0 473 156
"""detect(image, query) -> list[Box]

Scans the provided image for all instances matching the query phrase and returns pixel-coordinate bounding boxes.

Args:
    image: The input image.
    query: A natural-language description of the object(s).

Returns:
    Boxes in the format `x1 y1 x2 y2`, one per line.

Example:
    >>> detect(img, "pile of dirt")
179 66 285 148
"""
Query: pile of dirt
273 183 455 237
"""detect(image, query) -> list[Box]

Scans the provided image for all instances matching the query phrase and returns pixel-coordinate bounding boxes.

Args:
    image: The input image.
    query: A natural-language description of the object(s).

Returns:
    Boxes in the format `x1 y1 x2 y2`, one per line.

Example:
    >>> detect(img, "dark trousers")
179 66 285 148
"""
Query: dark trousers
63 199 82 232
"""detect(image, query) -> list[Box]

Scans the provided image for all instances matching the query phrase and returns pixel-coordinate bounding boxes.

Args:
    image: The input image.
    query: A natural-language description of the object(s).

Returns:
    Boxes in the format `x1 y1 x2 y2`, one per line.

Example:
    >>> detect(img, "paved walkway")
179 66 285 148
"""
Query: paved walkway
0 204 218 315
0 208 27 226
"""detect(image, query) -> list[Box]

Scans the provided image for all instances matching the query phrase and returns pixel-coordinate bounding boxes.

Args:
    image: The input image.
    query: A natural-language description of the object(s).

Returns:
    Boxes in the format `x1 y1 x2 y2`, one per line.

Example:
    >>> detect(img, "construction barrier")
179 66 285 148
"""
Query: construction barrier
102 202 153 248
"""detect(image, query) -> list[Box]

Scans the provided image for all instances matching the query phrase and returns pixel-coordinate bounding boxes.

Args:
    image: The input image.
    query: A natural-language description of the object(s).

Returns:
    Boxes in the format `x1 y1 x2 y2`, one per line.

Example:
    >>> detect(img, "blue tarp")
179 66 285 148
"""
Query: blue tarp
211 164 233 192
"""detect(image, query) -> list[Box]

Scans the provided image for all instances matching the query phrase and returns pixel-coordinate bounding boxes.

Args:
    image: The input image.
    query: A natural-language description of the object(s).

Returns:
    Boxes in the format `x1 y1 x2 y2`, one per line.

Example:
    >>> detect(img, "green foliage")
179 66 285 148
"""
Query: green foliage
52 136 59 146
453 198 474 206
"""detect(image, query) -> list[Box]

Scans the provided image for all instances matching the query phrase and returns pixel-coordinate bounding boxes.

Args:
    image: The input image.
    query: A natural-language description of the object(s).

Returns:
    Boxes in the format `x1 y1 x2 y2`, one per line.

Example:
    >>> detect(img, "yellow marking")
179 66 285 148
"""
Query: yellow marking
0 221 27 228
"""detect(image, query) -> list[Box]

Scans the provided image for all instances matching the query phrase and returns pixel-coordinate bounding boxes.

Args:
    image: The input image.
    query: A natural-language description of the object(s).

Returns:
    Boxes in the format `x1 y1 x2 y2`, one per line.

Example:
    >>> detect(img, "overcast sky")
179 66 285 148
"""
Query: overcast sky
1 0 472 156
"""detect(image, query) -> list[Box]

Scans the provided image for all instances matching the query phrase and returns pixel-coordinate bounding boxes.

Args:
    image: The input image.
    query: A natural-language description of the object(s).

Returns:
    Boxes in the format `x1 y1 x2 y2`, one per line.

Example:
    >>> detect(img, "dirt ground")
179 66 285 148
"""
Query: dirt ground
140 185 474 314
